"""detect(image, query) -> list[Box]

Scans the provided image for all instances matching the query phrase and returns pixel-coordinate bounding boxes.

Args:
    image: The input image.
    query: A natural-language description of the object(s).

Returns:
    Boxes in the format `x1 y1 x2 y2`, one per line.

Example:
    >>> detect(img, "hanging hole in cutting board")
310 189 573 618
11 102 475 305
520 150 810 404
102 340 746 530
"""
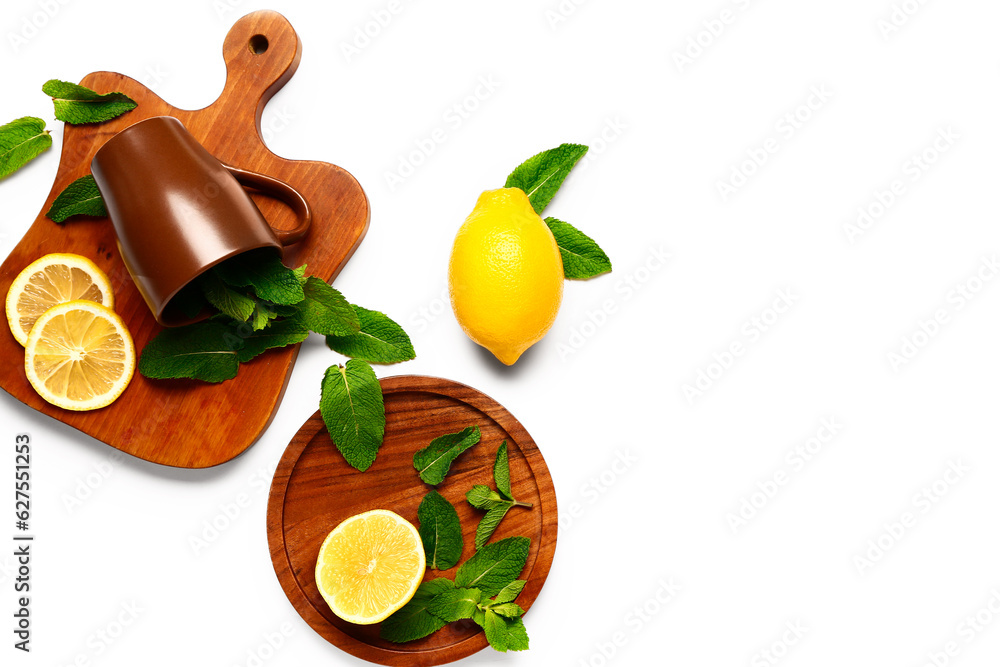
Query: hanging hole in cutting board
248 34 269 54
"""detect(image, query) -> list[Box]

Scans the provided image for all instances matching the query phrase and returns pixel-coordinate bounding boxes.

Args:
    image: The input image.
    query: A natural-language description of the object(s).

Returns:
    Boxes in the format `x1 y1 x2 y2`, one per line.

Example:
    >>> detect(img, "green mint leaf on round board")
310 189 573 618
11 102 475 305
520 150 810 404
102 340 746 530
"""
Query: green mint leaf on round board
138 321 242 383
214 251 305 305
504 143 588 214
42 79 137 125
0 116 51 179
413 425 481 486
483 612 529 652
46 174 107 222
491 579 526 605
486 602 525 619
494 440 512 500
418 490 463 571
320 360 385 472
454 536 529 596
292 276 359 336
475 504 510 550
379 578 455 643
466 485 505 510
235 319 309 363
325 304 414 364
426 587 482 623
544 217 612 280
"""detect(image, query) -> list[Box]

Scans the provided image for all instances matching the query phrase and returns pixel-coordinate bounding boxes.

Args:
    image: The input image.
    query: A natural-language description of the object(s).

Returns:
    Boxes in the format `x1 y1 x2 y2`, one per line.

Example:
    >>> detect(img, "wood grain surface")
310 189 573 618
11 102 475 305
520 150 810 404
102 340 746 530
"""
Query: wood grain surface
267 376 559 666
0 10 369 468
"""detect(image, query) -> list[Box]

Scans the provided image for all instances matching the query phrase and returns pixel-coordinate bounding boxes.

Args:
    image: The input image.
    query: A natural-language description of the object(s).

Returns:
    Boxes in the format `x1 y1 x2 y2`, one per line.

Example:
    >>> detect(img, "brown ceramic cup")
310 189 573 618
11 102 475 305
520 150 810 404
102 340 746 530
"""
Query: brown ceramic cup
91 116 312 326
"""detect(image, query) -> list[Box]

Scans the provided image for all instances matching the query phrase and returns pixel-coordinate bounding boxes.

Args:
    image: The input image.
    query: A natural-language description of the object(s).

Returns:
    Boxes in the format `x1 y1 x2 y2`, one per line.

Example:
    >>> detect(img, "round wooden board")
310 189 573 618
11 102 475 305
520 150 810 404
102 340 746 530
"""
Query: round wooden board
266 376 558 666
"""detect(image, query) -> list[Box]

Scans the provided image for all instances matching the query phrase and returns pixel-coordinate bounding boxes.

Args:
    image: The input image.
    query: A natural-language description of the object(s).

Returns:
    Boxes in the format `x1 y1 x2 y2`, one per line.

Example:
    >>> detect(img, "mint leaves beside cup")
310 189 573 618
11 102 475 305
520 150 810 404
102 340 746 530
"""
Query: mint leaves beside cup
137 250 414 473
41 79 137 125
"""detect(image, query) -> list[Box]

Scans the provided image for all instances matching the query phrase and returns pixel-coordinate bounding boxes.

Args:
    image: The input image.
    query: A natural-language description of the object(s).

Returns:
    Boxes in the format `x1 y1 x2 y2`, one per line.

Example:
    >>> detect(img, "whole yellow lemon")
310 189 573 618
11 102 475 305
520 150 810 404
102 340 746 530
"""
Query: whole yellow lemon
448 188 564 365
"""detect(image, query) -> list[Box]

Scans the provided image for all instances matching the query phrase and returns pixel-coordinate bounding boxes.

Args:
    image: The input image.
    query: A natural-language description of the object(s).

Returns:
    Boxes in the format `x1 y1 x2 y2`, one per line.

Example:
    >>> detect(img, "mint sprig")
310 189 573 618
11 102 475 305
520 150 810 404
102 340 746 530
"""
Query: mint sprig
381 537 532 652
42 79 136 125
0 116 51 179
467 442 533 549
46 174 107 222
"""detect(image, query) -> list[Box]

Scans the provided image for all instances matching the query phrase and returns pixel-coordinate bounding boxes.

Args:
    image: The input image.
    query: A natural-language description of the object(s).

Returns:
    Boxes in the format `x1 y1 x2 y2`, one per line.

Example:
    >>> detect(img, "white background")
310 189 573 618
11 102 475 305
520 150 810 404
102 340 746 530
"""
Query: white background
3 0 1000 665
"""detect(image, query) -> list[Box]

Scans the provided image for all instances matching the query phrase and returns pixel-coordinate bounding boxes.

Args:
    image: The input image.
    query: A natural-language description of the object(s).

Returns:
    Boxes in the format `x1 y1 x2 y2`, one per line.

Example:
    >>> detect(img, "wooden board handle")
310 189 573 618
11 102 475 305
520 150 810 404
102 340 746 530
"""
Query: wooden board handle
218 10 302 138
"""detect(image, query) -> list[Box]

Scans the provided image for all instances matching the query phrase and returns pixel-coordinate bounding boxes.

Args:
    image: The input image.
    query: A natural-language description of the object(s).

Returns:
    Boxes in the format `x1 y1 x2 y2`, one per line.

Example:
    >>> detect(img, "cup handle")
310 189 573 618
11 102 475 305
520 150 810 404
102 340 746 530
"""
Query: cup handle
222 164 312 245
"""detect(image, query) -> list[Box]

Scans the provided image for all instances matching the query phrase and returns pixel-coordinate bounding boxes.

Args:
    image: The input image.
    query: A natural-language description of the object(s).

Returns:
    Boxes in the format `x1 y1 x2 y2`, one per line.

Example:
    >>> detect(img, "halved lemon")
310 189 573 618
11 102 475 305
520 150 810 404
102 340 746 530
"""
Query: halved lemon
6 253 115 346
24 300 134 411
315 509 426 625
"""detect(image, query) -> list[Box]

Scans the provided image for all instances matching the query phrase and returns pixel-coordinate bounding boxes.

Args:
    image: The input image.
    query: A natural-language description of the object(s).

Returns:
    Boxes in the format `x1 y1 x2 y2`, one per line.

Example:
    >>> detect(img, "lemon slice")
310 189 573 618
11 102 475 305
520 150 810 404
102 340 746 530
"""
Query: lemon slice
315 509 426 625
6 253 115 346
24 300 134 411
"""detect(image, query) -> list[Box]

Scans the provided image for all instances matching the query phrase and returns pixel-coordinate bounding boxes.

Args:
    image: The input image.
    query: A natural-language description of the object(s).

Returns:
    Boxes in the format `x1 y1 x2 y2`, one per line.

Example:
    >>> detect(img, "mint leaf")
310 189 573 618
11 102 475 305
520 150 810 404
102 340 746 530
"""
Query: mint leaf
325 304 414 364
475 504 510 550
199 271 256 322
492 579 526 605
466 485 505 510
483 612 529 652
0 117 51 179
413 425 481 485
455 536 529 596
294 276 359 336
544 217 612 279
320 360 385 472
214 252 305 305
236 319 309 363
418 490 463 571
46 174 107 222
469 443 532 548
42 80 137 125
249 301 278 330
427 587 482 623
494 441 512 500
380 578 455 643
138 321 242 383
504 143 588 214
488 602 525 619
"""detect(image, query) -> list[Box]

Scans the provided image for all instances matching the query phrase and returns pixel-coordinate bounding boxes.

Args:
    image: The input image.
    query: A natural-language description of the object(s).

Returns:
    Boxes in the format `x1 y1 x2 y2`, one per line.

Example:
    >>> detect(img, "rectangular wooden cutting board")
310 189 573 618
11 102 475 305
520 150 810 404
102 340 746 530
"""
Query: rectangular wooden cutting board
0 10 370 468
